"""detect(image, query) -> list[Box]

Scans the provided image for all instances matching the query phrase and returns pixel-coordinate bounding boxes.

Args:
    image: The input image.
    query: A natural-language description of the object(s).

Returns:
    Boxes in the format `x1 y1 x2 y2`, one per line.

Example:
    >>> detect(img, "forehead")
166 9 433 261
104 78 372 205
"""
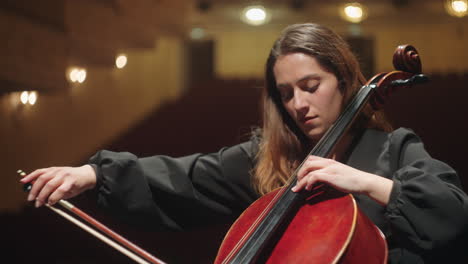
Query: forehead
273 53 329 84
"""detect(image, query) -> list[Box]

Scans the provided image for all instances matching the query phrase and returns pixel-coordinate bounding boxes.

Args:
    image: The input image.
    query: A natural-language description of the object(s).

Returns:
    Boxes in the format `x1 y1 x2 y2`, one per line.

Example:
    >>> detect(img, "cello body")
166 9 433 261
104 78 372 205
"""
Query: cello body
215 187 387 264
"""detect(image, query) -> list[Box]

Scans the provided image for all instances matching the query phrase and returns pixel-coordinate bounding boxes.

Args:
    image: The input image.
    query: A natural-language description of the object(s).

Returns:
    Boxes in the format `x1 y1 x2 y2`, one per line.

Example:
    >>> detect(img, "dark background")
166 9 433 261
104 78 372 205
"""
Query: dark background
3 73 468 263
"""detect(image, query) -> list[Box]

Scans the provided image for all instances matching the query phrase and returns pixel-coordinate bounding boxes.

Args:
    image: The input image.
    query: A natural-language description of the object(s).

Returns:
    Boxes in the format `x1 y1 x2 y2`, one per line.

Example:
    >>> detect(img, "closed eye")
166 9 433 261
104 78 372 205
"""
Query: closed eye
305 84 318 93
300 78 319 93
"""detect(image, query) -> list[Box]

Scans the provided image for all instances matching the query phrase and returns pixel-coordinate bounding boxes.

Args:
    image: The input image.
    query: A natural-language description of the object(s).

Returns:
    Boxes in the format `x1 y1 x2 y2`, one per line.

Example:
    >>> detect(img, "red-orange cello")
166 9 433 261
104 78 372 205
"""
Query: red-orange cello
214 45 428 264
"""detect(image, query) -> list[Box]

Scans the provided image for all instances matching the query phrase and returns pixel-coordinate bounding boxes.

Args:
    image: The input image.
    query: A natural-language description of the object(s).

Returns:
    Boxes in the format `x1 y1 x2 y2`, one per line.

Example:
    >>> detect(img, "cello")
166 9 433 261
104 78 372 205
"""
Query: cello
215 44 428 264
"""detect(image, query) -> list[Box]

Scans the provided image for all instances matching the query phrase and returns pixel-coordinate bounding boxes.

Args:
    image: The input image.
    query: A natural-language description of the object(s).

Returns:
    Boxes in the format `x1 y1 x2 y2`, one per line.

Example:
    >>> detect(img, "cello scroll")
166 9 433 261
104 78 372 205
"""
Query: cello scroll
369 45 429 110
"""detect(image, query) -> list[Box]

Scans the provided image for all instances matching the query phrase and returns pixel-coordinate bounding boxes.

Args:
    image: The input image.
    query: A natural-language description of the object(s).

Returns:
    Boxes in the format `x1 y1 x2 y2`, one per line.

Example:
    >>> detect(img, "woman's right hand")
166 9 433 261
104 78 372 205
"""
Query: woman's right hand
20 165 97 207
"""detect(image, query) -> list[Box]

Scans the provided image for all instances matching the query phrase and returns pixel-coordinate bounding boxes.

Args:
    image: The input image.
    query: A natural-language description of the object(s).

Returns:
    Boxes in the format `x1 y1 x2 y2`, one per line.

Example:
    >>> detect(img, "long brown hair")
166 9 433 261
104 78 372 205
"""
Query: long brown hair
253 23 391 195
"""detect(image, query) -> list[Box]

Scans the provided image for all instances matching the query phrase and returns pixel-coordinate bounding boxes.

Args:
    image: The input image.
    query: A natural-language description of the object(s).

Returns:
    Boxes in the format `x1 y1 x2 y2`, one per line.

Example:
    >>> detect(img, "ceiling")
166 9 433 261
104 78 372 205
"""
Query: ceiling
0 0 465 94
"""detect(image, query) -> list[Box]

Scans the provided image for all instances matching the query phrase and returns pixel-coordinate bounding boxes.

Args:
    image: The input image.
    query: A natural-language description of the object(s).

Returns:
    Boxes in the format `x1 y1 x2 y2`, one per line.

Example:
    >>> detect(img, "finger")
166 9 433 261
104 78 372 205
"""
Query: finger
20 168 50 183
35 173 66 207
297 161 318 180
292 175 312 192
307 155 329 162
305 172 323 191
48 181 74 205
28 168 59 202
297 157 331 180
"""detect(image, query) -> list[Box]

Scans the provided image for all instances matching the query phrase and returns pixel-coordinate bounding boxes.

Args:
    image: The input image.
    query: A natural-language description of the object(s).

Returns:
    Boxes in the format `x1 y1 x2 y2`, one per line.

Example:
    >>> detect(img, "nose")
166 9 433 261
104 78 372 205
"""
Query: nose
292 89 309 115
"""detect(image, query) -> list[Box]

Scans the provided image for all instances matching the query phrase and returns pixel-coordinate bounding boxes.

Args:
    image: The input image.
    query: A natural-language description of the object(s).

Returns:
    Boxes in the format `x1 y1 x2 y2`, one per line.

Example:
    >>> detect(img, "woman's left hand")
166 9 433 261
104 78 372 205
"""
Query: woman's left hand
291 155 393 205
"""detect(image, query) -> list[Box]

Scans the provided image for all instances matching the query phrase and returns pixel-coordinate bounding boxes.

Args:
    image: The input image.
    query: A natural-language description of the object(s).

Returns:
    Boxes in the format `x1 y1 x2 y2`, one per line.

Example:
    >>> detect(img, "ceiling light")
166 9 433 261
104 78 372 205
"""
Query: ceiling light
116 54 128 69
445 0 468 17
241 5 270 26
67 67 87 84
28 91 37 105
20 91 29 105
19 91 38 105
340 3 368 23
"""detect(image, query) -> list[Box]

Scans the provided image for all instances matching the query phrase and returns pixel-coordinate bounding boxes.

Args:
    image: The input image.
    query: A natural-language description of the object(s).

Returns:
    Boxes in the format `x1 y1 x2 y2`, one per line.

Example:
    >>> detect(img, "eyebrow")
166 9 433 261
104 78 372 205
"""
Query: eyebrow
277 74 321 88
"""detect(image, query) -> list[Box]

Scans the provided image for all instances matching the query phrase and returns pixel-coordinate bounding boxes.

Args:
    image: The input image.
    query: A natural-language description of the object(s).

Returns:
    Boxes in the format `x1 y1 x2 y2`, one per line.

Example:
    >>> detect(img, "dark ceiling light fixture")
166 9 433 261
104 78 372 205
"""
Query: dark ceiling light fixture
291 0 306 11
391 0 410 9
197 0 212 12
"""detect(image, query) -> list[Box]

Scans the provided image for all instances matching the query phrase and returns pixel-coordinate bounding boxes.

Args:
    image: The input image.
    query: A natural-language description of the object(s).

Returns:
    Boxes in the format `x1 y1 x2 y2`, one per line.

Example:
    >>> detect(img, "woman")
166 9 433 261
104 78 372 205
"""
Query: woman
21 24 468 263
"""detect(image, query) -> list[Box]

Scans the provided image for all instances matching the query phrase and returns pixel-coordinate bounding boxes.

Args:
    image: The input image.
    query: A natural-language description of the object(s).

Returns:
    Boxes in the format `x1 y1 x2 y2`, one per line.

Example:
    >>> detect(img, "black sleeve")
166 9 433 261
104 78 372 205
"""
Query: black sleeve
385 128 468 257
88 141 258 231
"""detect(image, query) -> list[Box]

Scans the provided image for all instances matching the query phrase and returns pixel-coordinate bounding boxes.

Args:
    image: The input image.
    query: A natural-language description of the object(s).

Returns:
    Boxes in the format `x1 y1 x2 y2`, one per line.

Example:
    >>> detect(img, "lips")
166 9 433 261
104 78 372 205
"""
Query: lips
301 115 318 125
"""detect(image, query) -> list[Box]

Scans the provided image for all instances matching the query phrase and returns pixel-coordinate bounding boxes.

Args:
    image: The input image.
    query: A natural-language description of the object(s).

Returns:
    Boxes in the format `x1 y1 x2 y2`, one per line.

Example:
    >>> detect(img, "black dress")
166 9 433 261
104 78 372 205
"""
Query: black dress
89 128 468 263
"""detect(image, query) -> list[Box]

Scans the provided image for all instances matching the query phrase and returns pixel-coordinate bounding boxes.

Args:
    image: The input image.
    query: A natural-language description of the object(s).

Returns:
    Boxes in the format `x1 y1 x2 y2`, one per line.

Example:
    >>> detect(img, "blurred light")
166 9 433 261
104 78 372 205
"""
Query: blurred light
67 67 87 84
77 69 86 83
453 0 468 12
445 0 468 17
69 69 79 82
340 3 368 23
241 5 269 26
246 7 266 21
20 91 29 104
190 27 205 40
345 5 362 19
116 54 128 69
28 91 37 105
19 91 38 105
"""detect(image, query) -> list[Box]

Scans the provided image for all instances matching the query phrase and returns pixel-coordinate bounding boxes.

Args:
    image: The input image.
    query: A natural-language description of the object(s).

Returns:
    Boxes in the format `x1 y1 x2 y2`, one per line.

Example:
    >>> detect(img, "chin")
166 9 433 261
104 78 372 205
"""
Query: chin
305 130 324 144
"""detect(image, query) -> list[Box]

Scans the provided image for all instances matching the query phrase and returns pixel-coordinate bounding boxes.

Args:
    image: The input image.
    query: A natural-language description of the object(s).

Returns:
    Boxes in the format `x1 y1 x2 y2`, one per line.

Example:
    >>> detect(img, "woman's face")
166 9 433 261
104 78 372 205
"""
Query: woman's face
273 53 343 143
